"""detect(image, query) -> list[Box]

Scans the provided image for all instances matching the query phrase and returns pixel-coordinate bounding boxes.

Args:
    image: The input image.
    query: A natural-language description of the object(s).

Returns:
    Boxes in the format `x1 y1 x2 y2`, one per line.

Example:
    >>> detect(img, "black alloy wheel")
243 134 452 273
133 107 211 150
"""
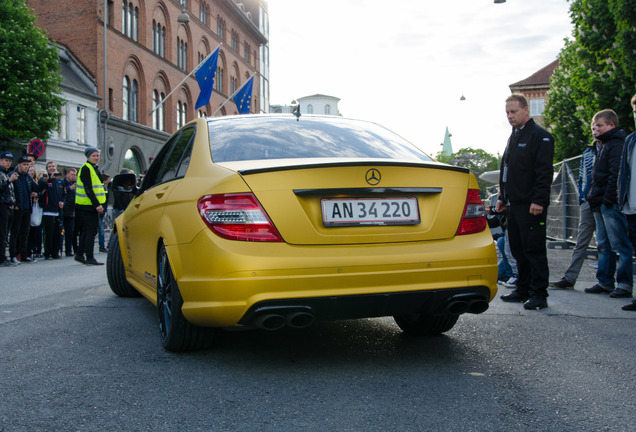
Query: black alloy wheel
157 244 214 352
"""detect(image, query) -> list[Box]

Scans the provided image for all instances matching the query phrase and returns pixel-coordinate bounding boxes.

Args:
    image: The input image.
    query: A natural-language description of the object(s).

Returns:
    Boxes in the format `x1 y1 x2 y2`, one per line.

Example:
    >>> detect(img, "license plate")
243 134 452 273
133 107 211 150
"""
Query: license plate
321 197 420 226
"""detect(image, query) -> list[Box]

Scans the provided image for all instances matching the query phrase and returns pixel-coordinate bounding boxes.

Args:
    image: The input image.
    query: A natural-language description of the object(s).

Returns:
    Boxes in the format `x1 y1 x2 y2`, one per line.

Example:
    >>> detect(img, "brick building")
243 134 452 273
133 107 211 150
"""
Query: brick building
27 0 269 176
509 59 559 127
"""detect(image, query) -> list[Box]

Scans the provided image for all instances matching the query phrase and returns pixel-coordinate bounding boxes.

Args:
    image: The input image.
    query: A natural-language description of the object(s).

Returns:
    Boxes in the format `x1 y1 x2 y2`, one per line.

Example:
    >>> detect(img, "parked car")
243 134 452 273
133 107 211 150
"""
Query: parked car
107 115 497 351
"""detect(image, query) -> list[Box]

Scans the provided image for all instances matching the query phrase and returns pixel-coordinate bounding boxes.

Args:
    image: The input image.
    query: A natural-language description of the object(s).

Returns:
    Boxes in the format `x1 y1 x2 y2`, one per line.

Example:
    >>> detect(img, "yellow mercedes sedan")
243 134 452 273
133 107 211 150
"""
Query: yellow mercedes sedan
106 115 497 351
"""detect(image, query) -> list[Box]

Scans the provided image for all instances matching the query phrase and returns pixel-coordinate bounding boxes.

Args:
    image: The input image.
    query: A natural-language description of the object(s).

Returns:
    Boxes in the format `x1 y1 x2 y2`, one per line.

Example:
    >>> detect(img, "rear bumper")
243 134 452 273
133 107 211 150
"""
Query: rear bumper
238 286 492 330
167 229 498 327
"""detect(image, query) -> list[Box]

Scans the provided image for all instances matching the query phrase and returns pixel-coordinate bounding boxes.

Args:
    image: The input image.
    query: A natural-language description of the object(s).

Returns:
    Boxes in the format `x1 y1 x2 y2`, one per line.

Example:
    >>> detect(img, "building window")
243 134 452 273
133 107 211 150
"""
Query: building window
152 21 165 57
199 2 207 25
325 104 331 115
230 76 237 94
124 148 143 175
217 18 224 40
179 0 187 7
122 2 137 40
177 37 187 71
177 101 187 128
77 106 86 143
215 65 224 94
132 7 138 41
231 31 238 51
530 98 545 116
243 43 250 63
198 110 207 118
307 104 313 114
153 90 165 131
123 76 138 122
59 103 68 140
107 0 113 26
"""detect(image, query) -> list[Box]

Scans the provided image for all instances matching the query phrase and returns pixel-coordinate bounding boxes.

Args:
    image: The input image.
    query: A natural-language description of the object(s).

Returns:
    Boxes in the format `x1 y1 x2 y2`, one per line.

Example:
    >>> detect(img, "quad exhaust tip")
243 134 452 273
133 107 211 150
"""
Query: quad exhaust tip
253 310 316 331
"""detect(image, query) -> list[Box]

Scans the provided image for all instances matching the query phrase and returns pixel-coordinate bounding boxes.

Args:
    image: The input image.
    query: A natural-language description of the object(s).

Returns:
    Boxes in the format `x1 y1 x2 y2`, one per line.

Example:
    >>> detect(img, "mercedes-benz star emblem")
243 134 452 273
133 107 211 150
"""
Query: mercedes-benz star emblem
365 168 381 185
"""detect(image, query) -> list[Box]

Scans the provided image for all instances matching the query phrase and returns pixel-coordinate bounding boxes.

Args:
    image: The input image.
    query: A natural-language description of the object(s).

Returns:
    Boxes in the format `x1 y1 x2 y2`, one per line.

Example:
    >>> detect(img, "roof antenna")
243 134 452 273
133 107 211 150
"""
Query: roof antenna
291 100 301 121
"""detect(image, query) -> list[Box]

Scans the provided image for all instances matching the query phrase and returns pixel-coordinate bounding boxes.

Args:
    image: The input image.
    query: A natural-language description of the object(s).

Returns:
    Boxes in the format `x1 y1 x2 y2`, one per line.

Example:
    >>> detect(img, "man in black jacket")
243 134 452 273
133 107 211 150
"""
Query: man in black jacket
584 109 632 299
496 94 554 310
0 151 18 266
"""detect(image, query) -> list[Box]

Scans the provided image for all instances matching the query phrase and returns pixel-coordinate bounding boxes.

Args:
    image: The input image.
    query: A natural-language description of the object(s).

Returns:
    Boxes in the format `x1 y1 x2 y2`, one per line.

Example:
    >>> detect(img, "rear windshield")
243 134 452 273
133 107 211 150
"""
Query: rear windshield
207 116 432 163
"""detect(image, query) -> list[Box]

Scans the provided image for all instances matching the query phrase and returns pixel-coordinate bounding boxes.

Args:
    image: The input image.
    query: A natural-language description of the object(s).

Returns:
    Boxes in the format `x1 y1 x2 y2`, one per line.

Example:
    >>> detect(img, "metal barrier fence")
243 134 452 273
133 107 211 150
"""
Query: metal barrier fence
547 155 596 251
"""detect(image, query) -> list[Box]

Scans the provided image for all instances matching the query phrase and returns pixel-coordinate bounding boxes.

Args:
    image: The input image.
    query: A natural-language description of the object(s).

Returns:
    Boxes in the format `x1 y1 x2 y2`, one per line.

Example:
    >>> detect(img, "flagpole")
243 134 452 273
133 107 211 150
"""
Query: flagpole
148 44 221 116
211 73 256 117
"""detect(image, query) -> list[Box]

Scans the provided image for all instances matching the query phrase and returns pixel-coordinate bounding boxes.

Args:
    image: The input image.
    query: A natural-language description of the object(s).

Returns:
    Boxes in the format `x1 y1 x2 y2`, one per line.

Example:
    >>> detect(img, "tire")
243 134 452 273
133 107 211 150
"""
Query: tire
106 231 140 297
393 313 459 336
157 244 215 352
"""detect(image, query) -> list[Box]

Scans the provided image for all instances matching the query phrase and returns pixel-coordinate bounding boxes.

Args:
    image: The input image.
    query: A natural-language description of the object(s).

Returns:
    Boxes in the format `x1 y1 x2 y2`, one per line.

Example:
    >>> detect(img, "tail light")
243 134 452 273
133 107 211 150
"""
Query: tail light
197 193 283 242
456 189 487 236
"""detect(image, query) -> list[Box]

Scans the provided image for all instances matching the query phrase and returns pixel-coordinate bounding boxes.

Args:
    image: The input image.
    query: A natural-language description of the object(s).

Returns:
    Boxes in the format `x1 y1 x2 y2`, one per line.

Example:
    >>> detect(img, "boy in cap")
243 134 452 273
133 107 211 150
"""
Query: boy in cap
9 155 41 263
75 147 106 265
0 151 18 266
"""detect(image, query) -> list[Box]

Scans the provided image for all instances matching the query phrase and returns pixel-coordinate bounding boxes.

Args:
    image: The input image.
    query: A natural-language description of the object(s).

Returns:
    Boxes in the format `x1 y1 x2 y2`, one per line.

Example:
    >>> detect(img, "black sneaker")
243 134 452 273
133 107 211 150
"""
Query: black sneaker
584 284 613 294
84 258 104 266
609 288 633 298
524 296 548 310
549 278 574 290
622 301 636 311
500 291 530 303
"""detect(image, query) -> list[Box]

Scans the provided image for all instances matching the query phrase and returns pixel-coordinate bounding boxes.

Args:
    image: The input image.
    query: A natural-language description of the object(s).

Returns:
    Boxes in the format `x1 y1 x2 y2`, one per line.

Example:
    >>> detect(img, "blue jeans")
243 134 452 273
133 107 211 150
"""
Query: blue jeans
564 201 596 283
497 235 513 280
98 213 105 249
593 204 633 291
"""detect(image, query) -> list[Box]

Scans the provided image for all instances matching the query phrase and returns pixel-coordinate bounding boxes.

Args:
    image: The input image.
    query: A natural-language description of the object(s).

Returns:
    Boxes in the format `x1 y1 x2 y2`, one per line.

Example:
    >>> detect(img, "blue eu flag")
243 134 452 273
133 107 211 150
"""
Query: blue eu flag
195 47 220 110
232 76 254 115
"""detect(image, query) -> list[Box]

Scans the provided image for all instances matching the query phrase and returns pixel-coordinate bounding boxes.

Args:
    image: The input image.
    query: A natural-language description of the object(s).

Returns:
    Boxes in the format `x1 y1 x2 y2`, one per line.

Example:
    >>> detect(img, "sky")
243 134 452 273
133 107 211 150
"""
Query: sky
266 0 574 158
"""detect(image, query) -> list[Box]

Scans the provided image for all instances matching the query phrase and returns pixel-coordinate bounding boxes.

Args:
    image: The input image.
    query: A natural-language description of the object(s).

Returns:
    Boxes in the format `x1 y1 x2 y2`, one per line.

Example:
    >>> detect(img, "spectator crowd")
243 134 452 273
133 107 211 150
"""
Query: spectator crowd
0 148 140 268
490 92 636 312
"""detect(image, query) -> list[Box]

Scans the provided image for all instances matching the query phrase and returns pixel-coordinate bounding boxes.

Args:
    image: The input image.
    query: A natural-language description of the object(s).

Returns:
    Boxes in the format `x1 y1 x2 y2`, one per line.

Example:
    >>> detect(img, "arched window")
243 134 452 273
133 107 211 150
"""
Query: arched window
230 76 237 94
122 1 127 35
123 76 137 122
217 17 224 40
177 37 187 71
199 2 207 25
123 148 143 175
123 76 130 120
177 101 187 128
325 104 331 115
131 79 138 122
122 2 137 40
215 65 224 94
153 90 165 131
243 42 250 63
132 7 138 41
231 31 238 51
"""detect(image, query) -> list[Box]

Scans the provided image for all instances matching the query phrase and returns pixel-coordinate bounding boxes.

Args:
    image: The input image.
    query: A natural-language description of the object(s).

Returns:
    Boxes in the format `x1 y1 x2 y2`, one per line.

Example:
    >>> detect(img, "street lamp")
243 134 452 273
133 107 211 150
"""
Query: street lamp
177 9 190 23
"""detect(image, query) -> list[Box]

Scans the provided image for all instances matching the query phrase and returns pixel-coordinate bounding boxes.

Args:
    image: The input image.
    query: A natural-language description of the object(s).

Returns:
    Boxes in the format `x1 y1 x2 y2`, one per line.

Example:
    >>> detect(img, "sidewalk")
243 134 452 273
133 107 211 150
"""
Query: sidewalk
493 245 636 318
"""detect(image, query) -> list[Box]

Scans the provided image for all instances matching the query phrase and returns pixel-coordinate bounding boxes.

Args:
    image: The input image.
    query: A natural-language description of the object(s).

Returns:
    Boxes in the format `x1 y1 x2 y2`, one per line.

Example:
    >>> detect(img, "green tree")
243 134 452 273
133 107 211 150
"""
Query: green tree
445 148 499 196
545 0 636 161
0 0 63 154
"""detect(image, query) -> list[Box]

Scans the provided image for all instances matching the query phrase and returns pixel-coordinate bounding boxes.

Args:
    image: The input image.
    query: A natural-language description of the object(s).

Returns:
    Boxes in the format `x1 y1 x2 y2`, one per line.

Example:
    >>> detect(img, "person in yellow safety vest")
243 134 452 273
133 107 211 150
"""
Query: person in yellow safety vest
74 147 106 266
